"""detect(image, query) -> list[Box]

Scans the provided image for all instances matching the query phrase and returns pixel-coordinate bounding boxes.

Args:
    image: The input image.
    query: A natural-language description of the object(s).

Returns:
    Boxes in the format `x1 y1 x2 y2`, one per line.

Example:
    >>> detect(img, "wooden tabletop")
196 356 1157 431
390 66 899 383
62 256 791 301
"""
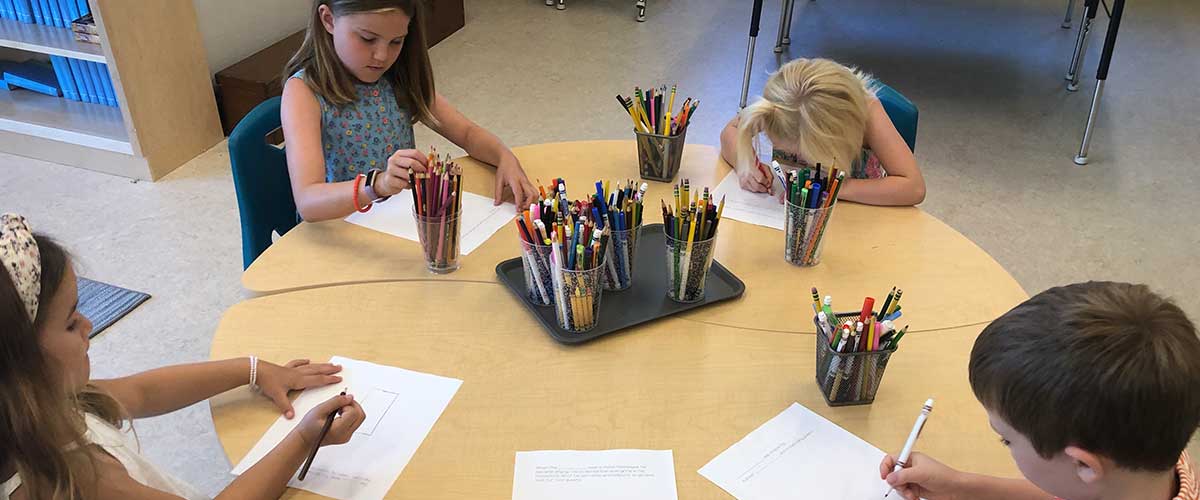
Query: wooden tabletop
211 280 1021 499
241 140 1025 333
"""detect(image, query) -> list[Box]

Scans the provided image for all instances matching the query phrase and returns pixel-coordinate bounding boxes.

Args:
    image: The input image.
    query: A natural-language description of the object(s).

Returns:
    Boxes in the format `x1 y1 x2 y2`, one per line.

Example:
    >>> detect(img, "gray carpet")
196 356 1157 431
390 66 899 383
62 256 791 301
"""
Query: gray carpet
77 277 150 338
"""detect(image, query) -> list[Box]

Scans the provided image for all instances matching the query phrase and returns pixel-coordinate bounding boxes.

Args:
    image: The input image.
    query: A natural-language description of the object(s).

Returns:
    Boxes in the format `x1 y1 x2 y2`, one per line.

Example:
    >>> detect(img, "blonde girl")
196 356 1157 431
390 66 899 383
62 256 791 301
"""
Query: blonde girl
719 58 925 206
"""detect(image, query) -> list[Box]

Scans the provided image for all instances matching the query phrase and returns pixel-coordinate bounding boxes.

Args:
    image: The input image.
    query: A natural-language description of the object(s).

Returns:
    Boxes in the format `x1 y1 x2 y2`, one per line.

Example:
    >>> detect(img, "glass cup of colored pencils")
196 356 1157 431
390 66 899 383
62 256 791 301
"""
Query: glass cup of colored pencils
410 150 463 274
618 85 699 182
598 180 647 291
661 179 724 303
783 165 846 267
550 231 606 334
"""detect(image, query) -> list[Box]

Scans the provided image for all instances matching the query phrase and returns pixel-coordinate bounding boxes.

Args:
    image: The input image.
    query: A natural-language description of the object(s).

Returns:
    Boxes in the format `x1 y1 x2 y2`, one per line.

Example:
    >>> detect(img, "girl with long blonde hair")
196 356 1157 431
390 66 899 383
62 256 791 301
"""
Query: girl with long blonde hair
719 58 925 206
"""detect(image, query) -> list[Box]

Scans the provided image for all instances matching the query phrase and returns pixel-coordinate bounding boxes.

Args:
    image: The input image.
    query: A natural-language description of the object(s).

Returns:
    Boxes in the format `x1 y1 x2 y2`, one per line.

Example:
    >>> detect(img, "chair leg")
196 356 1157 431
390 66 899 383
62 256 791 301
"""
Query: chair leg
1074 0 1124 165
1065 0 1097 91
1073 79 1104 165
1061 0 1075 28
556 0 565 10
774 0 791 53
636 0 646 21
742 35 759 107
782 0 798 45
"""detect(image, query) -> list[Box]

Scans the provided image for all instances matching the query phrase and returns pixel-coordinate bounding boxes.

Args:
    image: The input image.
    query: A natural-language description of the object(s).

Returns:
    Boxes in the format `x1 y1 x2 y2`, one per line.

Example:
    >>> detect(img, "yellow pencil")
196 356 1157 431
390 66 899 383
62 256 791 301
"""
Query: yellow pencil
668 84 677 120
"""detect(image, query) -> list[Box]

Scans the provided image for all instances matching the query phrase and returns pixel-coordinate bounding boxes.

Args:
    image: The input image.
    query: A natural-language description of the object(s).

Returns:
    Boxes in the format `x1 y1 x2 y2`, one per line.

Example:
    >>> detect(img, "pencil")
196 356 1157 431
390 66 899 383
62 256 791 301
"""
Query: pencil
298 390 346 481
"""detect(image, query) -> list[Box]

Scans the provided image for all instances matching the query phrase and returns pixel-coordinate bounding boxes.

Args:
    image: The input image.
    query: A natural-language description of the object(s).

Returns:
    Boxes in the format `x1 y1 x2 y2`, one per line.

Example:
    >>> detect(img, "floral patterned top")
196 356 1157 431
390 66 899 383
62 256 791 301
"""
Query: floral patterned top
290 70 416 183
771 147 886 180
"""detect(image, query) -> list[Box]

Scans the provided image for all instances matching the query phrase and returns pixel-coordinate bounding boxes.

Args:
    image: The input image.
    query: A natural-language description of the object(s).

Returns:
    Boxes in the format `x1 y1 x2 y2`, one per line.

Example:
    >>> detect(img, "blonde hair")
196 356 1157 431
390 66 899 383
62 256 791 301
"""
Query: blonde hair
737 58 875 174
284 0 438 126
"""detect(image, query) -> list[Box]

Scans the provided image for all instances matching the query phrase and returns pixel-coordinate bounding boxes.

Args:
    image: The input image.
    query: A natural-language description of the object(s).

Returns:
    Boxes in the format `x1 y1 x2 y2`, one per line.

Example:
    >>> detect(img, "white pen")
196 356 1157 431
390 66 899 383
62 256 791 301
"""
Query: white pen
884 398 935 498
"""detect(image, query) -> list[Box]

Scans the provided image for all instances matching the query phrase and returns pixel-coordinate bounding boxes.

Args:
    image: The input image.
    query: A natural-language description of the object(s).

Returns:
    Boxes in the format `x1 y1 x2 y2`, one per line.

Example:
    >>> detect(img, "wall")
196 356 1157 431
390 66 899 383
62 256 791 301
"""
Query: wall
192 0 310 75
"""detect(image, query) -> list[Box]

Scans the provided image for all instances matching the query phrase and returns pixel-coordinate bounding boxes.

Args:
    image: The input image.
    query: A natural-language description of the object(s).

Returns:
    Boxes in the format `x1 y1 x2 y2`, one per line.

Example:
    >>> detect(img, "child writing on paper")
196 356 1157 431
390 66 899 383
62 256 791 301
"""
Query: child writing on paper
719 58 926 206
879 281 1200 500
0 213 365 500
282 0 538 221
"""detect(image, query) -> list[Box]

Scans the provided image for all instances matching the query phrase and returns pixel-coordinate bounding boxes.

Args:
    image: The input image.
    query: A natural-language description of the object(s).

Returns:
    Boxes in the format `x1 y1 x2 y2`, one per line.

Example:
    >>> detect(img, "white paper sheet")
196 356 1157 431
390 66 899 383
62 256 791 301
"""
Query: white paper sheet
345 191 516 255
231 357 462 500
711 171 787 231
513 450 679 500
699 403 891 499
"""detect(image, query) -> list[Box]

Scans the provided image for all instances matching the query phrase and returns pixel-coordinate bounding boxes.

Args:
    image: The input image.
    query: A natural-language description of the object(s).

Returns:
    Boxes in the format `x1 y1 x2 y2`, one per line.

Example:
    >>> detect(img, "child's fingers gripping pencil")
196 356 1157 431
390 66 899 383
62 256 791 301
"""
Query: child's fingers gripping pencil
298 390 351 481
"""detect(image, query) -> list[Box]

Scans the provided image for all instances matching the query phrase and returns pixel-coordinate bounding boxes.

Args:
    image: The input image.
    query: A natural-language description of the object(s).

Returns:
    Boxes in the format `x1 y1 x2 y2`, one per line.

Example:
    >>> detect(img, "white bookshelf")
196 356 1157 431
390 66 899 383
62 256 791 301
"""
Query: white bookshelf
0 0 222 180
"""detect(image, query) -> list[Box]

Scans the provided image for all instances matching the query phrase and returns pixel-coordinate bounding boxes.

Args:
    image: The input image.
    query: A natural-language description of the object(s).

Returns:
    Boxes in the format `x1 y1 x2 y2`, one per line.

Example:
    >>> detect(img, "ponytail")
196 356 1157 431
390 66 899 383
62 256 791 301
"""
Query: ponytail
735 100 775 176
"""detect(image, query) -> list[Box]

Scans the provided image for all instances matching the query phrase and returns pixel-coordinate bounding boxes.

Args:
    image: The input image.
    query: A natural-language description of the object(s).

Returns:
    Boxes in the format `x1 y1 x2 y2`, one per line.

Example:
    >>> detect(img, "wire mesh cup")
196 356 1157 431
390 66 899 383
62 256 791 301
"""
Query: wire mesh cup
601 227 640 291
551 262 604 333
520 240 554 306
665 231 717 303
784 200 835 267
814 315 896 406
413 207 461 274
635 128 687 182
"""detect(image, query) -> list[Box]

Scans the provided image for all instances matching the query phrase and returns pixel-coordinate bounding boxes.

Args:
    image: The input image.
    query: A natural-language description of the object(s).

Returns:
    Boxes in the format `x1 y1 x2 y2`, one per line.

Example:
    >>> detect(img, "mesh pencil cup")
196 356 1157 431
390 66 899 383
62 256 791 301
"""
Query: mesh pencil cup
551 262 604 333
784 200 835 267
664 231 717 303
519 240 555 306
635 128 687 182
413 207 461 274
601 227 640 291
814 313 896 406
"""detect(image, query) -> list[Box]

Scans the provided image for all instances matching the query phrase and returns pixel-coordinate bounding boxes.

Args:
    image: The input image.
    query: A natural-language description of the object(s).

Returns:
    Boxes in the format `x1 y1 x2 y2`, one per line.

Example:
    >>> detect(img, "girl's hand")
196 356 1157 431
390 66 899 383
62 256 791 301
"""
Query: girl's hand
879 452 965 500
295 393 365 447
377 149 430 197
256 359 344 419
738 161 772 193
495 156 537 208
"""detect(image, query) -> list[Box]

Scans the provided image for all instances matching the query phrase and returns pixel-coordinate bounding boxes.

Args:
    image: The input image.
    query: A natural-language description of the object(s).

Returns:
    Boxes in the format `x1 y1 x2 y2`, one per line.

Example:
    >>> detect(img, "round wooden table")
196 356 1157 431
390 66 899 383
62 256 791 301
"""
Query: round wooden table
211 281 1022 499
242 140 1026 333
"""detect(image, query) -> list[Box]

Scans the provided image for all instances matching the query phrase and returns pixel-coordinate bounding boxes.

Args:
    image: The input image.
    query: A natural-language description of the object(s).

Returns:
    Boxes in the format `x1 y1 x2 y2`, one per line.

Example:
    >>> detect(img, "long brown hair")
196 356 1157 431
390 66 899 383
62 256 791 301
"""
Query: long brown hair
0 234 126 499
284 0 438 126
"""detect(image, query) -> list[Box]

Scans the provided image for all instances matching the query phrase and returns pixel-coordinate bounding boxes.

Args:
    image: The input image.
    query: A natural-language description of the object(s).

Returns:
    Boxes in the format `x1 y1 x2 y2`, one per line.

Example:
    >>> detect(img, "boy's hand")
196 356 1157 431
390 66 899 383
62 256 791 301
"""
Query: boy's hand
256 359 344 419
738 162 772 193
879 452 964 500
296 393 365 447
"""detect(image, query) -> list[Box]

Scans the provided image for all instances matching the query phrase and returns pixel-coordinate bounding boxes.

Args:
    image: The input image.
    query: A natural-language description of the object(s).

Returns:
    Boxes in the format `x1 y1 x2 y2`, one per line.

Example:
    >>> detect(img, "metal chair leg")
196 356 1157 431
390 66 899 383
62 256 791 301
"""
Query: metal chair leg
782 0 798 45
1073 80 1104 165
636 0 646 21
742 0 766 108
1065 0 1097 91
1061 0 1075 28
774 0 791 53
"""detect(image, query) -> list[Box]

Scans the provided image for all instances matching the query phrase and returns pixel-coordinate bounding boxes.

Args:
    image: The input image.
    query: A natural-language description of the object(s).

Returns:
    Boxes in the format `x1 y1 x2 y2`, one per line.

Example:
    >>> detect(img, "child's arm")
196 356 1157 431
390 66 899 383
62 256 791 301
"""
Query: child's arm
280 78 427 222
72 395 363 500
93 358 343 419
424 92 538 208
880 452 1052 500
719 115 772 192
835 98 926 206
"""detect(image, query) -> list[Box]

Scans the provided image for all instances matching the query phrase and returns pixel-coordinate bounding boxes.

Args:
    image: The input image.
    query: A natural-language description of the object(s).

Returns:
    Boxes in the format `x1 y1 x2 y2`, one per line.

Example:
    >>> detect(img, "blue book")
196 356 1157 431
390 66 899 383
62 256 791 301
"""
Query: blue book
13 0 32 23
1 0 13 21
43 0 61 27
74 0 84 16
49 56 78 100
88 61 114 106
59 0 74 23
29 0 43 25
0 62 13 91
67 57 93 103
4 61 62 97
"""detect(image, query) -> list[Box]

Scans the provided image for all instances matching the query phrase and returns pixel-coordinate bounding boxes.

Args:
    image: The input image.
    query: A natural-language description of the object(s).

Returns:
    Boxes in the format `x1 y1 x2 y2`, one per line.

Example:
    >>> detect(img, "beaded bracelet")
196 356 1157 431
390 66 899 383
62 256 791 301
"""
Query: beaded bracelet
249 355 260 393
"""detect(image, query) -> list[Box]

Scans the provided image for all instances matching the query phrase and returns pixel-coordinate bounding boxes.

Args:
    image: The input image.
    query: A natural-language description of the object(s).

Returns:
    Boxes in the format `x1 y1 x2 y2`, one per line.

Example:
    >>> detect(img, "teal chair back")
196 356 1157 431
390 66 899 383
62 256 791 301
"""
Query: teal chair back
875 83 918 152
229 97 298 269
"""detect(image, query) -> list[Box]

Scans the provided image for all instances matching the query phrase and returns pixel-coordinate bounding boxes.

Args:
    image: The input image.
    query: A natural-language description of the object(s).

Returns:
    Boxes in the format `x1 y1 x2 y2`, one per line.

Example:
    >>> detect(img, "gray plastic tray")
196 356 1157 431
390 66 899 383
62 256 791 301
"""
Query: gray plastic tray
496 223 746 344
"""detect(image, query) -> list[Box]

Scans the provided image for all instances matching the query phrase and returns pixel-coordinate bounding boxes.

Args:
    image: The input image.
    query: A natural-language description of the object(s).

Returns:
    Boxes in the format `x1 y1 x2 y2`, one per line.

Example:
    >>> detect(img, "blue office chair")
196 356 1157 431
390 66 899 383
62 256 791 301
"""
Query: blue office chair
229 96 298 269
875 82 918 152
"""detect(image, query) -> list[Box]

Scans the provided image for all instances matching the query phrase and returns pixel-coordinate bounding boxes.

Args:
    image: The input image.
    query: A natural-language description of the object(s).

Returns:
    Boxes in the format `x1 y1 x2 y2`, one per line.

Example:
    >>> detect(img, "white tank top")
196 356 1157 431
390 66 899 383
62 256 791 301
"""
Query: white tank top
1 413 208 500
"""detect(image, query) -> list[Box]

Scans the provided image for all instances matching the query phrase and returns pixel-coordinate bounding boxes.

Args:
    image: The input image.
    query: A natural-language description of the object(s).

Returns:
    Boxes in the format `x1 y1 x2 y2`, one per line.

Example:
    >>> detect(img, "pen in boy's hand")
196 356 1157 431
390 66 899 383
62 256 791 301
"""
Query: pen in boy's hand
299 390 347 481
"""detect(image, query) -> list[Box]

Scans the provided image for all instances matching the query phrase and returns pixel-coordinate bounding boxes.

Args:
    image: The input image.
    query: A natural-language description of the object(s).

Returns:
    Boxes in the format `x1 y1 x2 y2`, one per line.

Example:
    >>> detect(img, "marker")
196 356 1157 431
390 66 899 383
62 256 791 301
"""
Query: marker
885 399 935 498
821 296 837 326
818 311 833 338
